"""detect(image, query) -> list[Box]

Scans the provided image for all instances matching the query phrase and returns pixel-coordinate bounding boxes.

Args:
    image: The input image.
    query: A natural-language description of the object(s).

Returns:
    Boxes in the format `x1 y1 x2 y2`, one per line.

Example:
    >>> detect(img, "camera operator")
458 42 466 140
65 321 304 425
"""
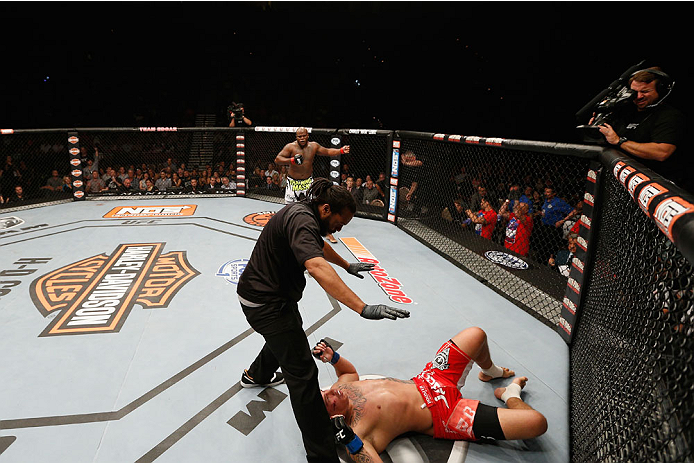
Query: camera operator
595 67 688 190
227 102 252 127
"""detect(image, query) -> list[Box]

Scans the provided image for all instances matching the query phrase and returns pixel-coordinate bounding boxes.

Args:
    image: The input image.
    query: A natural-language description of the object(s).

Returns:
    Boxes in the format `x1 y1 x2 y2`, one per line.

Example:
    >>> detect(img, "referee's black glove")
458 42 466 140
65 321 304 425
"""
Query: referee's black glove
361 304 410 320
347 262 375 279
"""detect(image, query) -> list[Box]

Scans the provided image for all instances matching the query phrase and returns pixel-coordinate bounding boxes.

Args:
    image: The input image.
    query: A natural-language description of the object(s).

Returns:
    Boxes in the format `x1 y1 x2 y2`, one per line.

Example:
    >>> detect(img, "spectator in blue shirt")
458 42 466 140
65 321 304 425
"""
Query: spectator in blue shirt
507 183 534 214
541 187 575 227
539 187 577 263
519 185 535 213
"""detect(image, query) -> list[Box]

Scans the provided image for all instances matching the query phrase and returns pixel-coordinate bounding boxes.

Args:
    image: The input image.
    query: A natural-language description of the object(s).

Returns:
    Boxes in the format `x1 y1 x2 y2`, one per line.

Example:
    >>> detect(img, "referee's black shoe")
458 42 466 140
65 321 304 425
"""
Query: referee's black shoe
241 369 285 388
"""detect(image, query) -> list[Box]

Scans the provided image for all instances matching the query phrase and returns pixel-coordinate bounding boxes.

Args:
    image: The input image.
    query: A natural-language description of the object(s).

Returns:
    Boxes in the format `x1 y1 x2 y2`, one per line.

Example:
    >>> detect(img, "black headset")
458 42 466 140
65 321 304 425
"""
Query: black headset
630 68 675 105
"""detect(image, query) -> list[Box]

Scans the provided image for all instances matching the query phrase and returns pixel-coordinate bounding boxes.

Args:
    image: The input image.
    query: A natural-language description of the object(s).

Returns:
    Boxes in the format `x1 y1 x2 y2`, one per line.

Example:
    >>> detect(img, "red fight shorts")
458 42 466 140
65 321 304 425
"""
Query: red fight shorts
412 340 480 441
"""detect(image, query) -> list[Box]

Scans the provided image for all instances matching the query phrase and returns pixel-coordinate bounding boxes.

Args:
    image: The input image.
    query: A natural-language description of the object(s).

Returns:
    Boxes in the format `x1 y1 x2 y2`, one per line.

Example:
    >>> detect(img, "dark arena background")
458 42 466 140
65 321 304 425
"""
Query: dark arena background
1 2 693 463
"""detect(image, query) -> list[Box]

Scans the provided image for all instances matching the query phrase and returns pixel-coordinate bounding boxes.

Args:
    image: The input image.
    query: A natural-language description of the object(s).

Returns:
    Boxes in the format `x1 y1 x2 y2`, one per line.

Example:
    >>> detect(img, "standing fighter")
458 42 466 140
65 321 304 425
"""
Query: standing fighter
275 127 350 243
237 178 410 463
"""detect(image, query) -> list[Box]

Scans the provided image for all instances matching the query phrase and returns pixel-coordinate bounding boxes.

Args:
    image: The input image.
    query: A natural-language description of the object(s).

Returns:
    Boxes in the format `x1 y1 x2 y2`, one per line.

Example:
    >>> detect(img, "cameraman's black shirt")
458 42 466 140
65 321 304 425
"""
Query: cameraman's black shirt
237 202 324 304
614 104 687 185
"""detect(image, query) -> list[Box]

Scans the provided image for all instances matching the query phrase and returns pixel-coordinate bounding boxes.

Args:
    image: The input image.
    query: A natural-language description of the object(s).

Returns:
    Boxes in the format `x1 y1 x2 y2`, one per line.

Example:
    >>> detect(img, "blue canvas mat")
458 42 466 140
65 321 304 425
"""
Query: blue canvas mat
0 197 568 462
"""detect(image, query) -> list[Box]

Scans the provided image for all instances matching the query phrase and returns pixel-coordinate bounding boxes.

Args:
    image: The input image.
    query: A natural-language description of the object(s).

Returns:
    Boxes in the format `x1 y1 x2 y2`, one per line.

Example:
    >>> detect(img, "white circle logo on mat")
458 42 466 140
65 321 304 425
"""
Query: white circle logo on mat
216 259 249 284
0 216 24 230
484 251 529 270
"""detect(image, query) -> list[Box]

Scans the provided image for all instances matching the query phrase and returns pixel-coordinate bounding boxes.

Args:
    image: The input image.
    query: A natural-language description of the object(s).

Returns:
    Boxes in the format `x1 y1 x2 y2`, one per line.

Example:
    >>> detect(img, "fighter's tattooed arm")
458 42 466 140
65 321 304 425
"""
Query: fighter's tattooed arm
349 442 382 463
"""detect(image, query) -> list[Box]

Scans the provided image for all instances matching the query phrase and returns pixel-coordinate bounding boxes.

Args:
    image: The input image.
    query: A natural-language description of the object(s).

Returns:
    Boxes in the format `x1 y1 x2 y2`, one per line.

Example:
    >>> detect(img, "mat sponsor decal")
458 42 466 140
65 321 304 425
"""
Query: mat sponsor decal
484 251 529 270
30 243 199 336
1 258 52 298
0 222 49 237
0 216 24 230
243 211 275 227
340 237 413 304
103 205 197 218
216 259 249 284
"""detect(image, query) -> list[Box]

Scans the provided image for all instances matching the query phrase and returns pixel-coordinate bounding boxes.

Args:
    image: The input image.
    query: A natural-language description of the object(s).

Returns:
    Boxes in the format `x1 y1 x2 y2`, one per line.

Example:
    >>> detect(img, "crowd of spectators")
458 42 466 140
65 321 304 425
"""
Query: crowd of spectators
2 136 584 278
333 164 388 208
82 155 239 195
1 154 68 207
0 135 192 207
248 161 288 191
245 159 389 210
244 151 586 276
439 164 584 272
0 149 242 208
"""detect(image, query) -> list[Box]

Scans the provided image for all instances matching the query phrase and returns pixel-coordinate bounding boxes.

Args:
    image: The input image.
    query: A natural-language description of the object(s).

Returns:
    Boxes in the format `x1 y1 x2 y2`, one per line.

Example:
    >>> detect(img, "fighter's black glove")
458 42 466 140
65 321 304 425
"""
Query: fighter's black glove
361 304 410 320
347 262 375 279
291 153 303 165
312 338 340 364
332 415 363 454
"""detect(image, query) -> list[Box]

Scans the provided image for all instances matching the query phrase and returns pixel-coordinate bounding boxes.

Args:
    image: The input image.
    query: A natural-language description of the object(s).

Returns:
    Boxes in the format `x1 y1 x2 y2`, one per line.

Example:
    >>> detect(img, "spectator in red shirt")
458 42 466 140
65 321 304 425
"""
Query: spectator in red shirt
499 200 533 256
466 198 497 239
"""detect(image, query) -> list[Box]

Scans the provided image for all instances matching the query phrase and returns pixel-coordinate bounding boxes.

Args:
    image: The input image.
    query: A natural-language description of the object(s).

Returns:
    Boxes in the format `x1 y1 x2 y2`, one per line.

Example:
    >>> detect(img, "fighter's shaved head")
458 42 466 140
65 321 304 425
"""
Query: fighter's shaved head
296 127 309 147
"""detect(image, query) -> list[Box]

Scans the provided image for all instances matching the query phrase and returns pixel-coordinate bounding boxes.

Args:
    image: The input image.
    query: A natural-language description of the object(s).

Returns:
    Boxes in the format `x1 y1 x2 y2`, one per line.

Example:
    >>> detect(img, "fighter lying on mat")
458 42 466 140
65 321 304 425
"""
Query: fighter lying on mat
312 326 547 462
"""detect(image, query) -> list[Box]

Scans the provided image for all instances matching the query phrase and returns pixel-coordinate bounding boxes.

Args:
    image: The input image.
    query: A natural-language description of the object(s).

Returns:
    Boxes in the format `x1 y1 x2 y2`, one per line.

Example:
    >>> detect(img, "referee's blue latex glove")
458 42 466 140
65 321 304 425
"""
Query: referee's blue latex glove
347 262 375 279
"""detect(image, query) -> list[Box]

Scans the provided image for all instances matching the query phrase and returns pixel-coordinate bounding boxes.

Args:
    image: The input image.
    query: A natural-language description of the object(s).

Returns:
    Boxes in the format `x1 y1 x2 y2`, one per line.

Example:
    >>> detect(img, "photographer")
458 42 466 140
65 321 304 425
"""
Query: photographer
227 102 252 127
590 67 688 190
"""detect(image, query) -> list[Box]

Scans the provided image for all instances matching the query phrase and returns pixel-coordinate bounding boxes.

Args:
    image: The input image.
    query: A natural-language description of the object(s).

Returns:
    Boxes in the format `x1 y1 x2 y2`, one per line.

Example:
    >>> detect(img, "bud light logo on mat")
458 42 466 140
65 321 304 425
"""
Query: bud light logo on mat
216 259 249 284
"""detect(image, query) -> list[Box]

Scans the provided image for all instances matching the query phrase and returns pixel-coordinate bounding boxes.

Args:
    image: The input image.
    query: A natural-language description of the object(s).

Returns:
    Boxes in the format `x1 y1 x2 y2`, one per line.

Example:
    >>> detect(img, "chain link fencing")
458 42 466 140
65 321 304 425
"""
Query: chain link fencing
1 130 75 208
394 132 593 327
243 128 392 221
569 157 694 462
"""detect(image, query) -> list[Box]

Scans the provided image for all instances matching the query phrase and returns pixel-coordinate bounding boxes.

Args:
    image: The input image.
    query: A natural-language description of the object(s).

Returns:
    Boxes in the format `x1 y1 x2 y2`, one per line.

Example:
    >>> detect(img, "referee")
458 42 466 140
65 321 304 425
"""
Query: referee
237 178 410 462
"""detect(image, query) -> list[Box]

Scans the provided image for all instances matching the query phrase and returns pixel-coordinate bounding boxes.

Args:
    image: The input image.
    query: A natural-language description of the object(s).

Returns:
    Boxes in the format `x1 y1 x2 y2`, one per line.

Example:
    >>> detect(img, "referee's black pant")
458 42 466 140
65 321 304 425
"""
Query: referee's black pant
242 300 339 463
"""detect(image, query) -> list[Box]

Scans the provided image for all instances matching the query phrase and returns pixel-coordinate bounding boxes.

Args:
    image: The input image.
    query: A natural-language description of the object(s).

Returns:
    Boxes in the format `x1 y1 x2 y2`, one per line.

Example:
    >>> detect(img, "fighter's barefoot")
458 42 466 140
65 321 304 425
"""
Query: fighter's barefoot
478 367 515 382
494 376 528 400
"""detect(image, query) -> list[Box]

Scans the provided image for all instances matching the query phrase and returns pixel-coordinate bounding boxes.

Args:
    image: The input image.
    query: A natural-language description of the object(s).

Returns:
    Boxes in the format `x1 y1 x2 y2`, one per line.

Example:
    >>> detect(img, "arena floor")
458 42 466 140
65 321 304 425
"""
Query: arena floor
0 197 569 462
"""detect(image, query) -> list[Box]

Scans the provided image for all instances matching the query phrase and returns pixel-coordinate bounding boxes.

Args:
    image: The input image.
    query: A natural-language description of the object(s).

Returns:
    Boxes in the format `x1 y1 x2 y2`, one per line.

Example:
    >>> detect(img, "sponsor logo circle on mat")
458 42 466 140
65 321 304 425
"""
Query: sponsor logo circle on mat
484 251 529 270
243 212 275 227
0 216 24 230
216 259 249 284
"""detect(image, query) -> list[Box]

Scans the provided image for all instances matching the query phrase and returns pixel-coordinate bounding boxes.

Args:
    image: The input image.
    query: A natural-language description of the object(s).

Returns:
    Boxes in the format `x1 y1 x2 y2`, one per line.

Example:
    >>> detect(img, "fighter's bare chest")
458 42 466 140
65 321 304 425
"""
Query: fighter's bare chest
292 143 316 158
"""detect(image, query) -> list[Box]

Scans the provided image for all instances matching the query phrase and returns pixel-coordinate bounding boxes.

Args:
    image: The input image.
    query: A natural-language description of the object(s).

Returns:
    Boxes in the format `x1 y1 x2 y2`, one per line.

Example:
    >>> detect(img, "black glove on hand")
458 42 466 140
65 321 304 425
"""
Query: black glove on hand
332 415 363 454
292 153 303 165
361 304 410 320
311 338 334 360
347 262 375 279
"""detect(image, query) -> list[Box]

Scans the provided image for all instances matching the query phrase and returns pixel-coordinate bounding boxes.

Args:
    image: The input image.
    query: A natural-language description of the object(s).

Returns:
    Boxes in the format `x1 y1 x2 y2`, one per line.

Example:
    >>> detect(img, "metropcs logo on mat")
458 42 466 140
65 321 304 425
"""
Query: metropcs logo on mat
103 205 197 218
340 237 413 304
30 243 199 337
